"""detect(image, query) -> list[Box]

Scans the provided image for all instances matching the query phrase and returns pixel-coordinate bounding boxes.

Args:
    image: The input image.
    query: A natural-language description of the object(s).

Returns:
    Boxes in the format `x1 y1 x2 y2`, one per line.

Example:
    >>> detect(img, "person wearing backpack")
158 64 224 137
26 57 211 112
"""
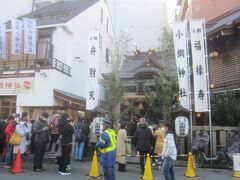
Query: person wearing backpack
74 118 87 161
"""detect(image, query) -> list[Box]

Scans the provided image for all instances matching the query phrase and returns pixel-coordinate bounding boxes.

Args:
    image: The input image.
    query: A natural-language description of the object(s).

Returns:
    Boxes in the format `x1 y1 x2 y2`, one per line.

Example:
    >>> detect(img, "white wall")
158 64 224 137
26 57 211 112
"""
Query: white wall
111 0 167 51
16 69 72 107
0 0 33 23
50 0 115 98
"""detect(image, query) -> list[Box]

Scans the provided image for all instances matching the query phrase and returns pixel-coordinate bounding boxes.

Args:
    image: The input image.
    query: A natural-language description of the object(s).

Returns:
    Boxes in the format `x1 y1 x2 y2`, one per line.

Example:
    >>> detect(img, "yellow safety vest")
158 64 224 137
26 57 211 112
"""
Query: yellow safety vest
100 129 116 153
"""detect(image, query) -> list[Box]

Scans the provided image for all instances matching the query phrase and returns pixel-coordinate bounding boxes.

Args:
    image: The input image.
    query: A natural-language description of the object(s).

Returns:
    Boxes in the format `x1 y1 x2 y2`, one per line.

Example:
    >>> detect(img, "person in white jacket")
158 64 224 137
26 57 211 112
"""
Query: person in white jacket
161 120 177 180
13 112 30 155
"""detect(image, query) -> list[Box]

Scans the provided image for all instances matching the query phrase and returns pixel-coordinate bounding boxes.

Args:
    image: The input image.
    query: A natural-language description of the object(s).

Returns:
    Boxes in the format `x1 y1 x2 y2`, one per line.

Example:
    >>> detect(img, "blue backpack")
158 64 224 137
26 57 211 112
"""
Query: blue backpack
75 123 86 142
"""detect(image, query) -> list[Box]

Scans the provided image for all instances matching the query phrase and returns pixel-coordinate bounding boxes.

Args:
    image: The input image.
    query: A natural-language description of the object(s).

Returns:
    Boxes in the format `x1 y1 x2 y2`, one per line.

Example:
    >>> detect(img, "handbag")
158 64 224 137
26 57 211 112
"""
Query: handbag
9 132 22 145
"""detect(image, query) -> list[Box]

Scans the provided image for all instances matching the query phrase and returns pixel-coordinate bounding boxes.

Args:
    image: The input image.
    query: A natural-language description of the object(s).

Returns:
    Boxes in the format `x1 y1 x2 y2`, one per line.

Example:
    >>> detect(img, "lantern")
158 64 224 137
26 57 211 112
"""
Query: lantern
175 116 189 137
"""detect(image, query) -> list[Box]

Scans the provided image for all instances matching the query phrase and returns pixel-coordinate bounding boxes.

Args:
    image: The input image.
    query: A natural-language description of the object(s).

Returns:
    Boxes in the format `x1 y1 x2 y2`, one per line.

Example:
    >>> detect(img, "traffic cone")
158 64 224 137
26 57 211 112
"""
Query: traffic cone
87 151 100 178
142 154 154 180
185 152 197 178
233 171 240 178
11 148 23 174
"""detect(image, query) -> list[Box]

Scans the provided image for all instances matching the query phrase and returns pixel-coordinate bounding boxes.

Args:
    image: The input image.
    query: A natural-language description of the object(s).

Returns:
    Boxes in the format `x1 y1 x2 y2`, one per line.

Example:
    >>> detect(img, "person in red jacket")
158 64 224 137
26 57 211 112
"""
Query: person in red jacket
4 115 18 168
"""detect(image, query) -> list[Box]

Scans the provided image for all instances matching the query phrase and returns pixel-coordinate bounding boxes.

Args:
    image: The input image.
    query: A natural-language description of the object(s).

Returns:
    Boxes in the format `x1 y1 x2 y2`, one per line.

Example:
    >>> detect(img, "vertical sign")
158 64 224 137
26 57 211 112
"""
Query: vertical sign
0 24 6 59
190 19 209 112
23 18 36 54
86 31 100 110
11 19 23 55
173 21 191 111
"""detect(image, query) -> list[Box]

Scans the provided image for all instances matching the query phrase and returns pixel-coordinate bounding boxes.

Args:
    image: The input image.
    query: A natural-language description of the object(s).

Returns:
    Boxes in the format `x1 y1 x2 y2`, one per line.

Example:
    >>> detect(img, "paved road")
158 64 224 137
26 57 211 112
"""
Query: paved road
0 159 235 180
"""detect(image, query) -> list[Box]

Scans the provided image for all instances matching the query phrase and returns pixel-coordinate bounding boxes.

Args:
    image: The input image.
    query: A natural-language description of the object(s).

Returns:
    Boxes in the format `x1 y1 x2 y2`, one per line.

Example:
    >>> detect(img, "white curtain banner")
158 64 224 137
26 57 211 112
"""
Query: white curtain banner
23 18 36 54
190 19 209 112
0 24 6 59
173 21 191 111
86 31 100 110
11 19 23 55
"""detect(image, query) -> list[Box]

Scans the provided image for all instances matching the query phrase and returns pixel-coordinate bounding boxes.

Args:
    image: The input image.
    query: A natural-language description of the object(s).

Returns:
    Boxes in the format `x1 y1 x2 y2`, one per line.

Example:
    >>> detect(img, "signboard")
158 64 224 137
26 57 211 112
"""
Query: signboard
189 19 209 112
173 21 191 111
86 31 100 110
0 24 6 59
11 19 23 55
23 18 36 54
91 117 104 134
175 116 189 137
0 73 35 94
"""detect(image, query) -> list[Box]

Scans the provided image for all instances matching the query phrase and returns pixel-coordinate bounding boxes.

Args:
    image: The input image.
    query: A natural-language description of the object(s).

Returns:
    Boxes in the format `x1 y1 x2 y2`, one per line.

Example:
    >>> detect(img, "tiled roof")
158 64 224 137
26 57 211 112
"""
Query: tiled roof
207 8 240 36
6 0 100 28
120 51 176 79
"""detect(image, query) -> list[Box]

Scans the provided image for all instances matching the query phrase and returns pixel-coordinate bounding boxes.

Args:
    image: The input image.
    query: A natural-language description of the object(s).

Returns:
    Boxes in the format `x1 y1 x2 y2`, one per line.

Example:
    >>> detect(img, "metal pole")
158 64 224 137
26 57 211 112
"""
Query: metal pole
203 19 212 158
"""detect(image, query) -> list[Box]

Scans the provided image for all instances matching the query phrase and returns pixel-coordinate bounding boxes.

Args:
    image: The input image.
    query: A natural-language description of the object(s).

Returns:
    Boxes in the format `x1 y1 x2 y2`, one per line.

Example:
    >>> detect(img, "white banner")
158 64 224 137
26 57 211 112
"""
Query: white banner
23 18 36 54
11 19 23 55
190 19 209 112
86 31 100 110
0 24 6 59
173 21 191 111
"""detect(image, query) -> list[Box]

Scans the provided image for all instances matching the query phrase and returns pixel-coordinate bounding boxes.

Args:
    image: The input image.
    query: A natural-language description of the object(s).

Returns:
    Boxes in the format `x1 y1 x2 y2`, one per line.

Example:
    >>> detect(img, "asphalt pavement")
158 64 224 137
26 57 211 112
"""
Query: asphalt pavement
0 157 236 180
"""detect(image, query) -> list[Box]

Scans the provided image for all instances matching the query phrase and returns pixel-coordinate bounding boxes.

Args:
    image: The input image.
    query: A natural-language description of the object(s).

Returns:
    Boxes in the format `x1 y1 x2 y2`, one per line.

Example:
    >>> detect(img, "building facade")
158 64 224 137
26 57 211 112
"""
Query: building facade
0 0 115 119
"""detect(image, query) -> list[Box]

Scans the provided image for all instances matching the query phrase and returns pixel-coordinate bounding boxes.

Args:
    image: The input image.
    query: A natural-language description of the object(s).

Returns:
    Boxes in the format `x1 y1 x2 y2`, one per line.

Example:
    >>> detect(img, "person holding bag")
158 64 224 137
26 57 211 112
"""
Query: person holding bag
4 115 18 169
13 112 30 164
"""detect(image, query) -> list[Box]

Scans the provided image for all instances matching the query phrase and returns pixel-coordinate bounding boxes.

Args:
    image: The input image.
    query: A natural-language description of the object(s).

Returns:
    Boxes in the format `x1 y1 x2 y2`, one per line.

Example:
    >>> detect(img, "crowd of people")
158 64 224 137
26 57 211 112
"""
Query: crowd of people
0 112 177 180
116 117 177 180
0 111 91 175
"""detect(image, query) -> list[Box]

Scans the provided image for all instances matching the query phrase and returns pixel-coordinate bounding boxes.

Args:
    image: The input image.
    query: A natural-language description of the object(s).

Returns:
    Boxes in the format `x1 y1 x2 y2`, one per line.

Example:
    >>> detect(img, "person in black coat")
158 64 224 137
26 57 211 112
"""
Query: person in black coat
58 113 74 175
134 119 153 174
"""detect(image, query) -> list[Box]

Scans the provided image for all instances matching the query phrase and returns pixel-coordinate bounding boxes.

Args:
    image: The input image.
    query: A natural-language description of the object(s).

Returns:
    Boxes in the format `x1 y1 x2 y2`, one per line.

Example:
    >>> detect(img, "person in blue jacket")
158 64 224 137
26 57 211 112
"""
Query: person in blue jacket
95 117 116 180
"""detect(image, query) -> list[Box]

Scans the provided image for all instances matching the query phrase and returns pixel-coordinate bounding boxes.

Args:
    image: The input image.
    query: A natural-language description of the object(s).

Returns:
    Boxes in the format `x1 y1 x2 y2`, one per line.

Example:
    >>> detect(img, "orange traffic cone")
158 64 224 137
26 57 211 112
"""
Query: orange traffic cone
11 148 23 174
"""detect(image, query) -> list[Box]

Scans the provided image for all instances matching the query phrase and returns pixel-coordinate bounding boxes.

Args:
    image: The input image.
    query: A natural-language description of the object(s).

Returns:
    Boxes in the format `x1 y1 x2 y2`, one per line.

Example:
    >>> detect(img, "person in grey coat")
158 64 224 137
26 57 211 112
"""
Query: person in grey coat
32 112 49 172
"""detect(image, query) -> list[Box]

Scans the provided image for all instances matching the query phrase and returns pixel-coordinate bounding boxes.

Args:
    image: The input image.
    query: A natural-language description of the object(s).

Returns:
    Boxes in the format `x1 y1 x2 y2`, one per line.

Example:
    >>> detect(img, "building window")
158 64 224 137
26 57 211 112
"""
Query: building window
106 18 108 32
106 48 110 64
101 8 103 24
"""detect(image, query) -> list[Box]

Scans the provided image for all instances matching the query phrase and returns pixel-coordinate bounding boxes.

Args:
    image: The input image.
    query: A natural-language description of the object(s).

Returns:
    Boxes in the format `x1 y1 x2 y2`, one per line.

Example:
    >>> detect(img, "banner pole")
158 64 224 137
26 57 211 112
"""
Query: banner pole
203 19 212 159
186 20 193 150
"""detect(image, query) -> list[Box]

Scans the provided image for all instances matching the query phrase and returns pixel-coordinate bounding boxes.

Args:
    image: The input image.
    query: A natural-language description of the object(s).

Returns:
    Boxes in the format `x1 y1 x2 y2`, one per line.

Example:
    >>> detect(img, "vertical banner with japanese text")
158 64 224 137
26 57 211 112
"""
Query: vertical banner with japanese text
0 24 6 59
23 18 36 54
190 19 209 112
11 19 23 55
86 31 100 110
173 21 191 111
